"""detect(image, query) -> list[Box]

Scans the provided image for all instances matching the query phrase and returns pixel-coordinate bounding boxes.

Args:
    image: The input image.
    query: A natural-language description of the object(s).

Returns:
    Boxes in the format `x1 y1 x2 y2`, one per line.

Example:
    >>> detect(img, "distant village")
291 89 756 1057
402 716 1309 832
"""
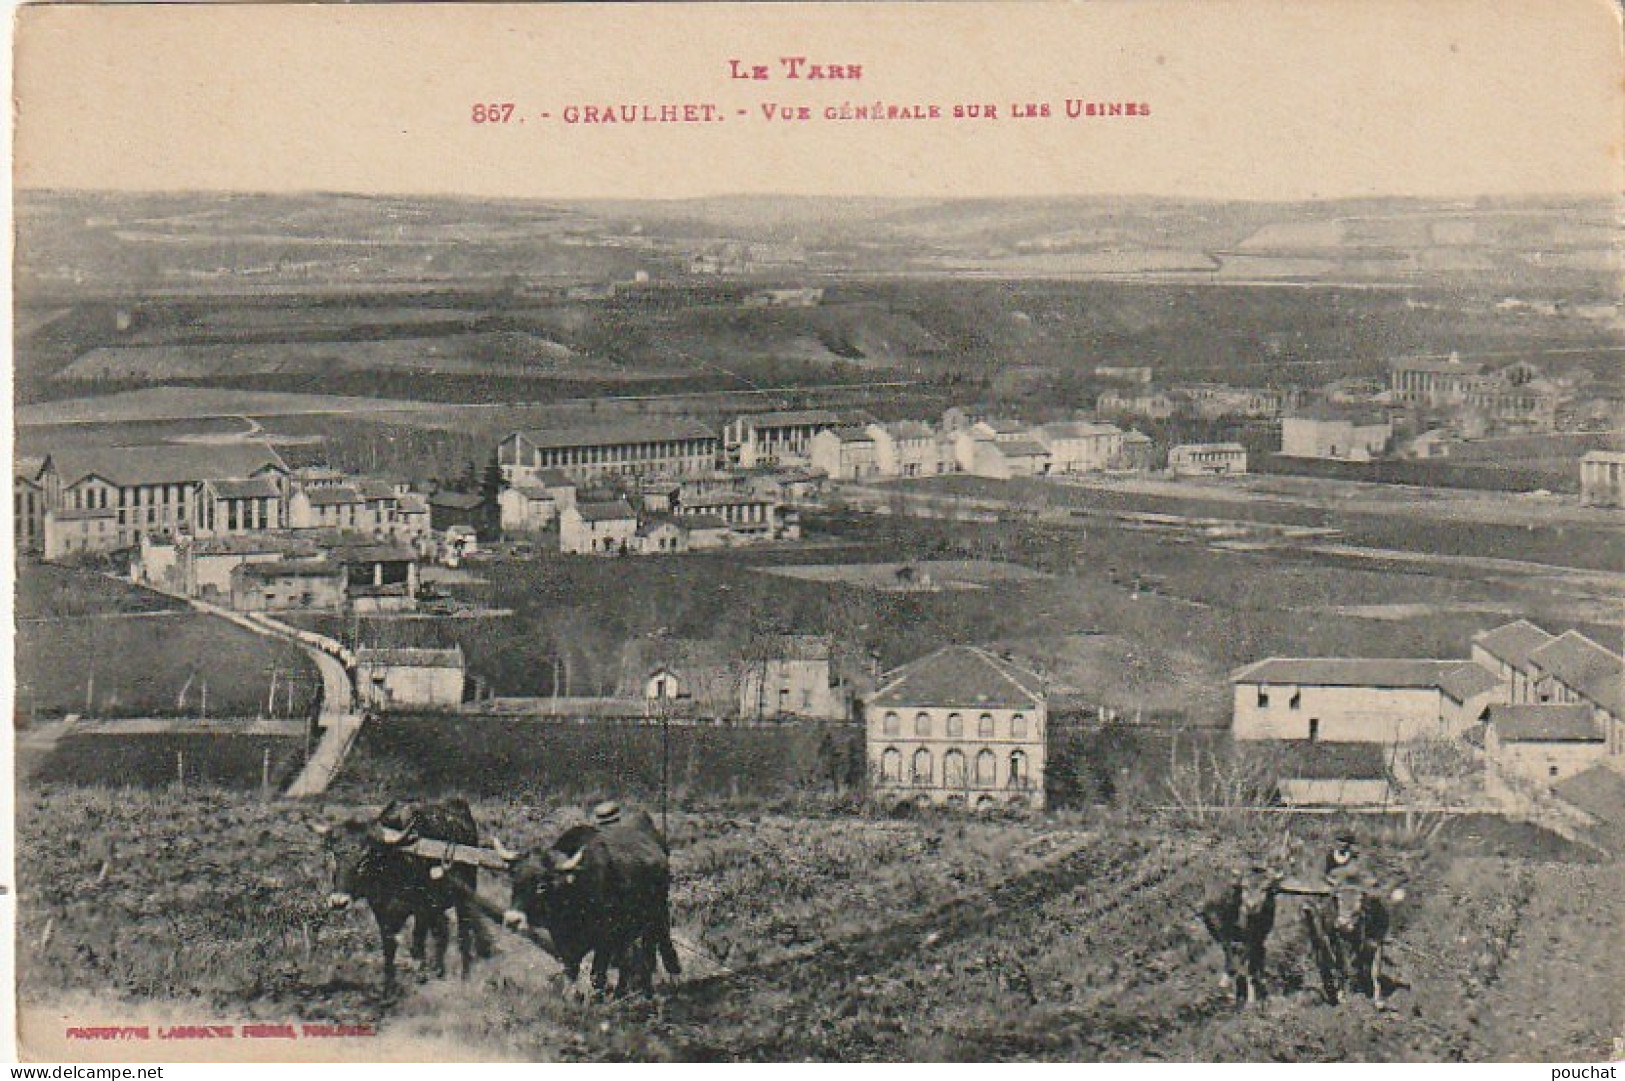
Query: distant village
14 348 1624 827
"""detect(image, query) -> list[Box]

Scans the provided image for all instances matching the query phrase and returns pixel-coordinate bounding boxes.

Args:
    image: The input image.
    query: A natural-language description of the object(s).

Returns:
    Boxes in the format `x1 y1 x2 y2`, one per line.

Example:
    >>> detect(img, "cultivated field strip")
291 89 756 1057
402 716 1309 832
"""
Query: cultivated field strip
644 836 1209 1060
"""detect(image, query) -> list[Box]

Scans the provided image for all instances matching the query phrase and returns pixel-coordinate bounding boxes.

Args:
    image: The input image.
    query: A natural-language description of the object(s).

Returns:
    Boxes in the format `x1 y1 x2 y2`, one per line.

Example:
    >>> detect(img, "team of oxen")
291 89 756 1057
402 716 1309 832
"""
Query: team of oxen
1199 865 1403 1009
308 799 1400 1009
309 798 680 998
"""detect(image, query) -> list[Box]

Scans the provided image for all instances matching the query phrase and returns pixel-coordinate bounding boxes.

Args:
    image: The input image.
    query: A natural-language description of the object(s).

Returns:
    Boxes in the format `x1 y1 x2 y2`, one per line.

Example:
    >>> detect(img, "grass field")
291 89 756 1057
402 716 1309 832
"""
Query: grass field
14 563 319 722
14 787 1620 1062
55 334 669 384
755 559 1044 591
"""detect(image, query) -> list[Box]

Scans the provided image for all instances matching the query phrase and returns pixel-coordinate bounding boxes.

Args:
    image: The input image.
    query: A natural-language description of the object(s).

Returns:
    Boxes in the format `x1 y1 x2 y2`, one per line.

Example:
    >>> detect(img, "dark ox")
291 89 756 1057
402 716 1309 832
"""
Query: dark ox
313 798 494 992
1302 884 1394 1006
1198 870 1282 1006
503 810 680 998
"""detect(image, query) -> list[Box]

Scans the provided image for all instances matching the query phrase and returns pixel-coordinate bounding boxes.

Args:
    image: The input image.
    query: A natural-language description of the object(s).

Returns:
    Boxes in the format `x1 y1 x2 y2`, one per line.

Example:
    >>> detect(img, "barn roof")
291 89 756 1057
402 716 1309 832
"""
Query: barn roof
328 542 417 564
1436 662 1502 703
44 443 287 489
1554 765 1625 829
1473 619 1556 671
870 646 1046 710
1489 704 1602 743
1231 658 1476 690
304 485 362 507
1528 632 1621 705
574 498 637 523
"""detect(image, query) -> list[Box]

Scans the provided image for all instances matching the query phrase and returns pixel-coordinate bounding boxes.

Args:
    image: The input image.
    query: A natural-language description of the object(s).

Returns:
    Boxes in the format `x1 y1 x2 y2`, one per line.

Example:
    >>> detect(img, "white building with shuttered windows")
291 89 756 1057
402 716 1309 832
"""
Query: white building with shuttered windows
866 645 1047 811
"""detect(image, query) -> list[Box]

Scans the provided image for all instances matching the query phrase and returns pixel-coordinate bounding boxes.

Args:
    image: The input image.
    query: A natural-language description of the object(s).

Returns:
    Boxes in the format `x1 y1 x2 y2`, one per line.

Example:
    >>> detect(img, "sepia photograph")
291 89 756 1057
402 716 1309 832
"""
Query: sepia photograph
5 0 1623 1065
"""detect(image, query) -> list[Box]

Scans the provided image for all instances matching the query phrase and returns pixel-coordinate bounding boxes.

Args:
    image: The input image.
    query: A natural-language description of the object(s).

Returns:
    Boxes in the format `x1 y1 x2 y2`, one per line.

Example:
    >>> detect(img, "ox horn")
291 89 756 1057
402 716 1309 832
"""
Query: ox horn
555 849 585 872
491 835 521 863
308 821 331 838
374 826 409 845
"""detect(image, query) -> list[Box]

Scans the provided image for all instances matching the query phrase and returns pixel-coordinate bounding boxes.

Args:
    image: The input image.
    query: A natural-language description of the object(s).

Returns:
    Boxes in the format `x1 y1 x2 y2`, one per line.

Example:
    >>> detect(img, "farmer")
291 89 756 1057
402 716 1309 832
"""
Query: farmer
1323 831 1367 886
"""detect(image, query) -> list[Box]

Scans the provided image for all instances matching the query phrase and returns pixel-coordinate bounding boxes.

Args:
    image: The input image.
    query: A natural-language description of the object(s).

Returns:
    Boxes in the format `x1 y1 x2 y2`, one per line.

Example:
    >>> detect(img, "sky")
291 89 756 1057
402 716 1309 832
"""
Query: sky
12 0 1624 202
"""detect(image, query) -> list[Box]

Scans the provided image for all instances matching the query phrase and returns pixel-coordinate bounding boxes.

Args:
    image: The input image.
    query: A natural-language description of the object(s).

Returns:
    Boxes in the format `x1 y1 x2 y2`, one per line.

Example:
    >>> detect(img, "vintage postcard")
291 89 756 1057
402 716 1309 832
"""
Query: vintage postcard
6 0 1623 1065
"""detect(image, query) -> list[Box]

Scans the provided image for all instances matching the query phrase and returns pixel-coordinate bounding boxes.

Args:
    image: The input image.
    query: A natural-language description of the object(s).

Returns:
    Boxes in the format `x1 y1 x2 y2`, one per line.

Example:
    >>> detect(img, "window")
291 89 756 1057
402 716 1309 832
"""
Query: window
946 712 963 737
944 749 967 787
880 748 901 783
883 711 900 736
1308 718 1320 742
915 711 931 737
1549 765 1559 778
1257 688 1270 708
1009 750 1029 788
1011 713 1027 739
978 713 995 738
912 748 933 785
1289 690 1302 710
975 749 997 787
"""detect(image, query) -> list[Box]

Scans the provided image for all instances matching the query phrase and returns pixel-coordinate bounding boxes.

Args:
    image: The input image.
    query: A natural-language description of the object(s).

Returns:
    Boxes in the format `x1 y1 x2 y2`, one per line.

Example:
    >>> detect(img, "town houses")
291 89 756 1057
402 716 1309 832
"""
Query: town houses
497 418 721 485
865 646 1049 811
1229 619 1623 812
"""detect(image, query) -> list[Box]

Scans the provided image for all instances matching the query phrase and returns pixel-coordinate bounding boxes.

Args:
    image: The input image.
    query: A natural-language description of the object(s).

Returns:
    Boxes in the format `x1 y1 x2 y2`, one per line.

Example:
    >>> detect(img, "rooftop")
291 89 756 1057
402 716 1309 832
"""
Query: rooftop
738 410 841 430
514 418 717 451
357 647 465 670
1529 632 1623 718
1554 765 1625 830
355 478 400 501
44 443 287 489
1436 662 1502 703
1473 619 1556 670
1231 657 1488 691
236 559 344 580
208 477 281 500
870 645 1047 710
189 534 317 557
328 542 417 564
304 485 363 507
1171 442 1247 454
1488 704 1602 743
1582 450 1625 465
998 439 1051 459
827 426 876 444
574 498 637 523
1040 421 1124 440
